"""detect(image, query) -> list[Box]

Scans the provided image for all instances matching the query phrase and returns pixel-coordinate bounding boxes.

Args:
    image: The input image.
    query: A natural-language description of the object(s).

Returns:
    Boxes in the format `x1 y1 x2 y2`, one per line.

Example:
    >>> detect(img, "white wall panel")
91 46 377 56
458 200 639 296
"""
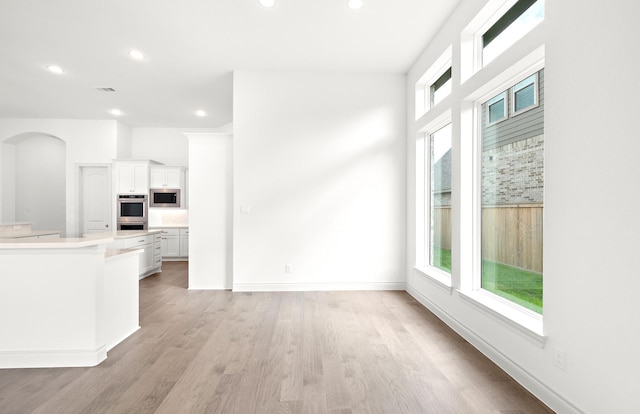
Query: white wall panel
233 71 406 291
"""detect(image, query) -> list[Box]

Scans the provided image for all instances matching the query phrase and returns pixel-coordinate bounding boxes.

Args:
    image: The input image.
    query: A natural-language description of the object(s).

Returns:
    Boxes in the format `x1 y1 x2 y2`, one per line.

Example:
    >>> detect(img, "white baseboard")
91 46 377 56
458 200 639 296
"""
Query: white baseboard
0 346 107 369
406 285 584 414
233 281 406 292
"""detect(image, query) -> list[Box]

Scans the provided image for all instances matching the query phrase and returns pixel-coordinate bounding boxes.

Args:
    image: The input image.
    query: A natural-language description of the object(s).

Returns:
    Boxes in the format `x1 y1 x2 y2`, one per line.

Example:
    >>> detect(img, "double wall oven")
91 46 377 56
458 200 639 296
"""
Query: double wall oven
117 194 148 230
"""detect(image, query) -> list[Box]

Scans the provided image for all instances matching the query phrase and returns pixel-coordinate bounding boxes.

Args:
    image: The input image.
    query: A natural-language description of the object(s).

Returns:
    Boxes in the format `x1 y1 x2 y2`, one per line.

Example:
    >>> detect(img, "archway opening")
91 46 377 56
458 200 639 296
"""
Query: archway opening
1 133 66 235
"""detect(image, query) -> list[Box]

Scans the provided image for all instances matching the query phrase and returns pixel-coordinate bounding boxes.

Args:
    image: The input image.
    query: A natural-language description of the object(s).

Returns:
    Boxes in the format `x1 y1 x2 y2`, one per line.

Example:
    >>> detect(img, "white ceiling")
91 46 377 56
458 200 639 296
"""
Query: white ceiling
0 0 460 128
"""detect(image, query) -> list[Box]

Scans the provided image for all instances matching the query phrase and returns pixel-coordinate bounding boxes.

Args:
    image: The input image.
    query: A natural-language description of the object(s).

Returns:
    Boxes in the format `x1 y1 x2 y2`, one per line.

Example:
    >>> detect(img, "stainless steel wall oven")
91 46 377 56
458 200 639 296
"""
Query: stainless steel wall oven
117 194 148 230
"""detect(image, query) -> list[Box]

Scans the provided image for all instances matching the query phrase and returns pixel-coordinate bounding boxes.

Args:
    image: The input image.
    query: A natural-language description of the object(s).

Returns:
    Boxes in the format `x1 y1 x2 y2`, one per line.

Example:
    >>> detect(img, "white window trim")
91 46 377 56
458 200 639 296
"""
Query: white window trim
414 266 453 293
415 46 452 120
459 48 545 339
458 289 545 347
510 71 539 116
416 111 452 285
461 0 519 82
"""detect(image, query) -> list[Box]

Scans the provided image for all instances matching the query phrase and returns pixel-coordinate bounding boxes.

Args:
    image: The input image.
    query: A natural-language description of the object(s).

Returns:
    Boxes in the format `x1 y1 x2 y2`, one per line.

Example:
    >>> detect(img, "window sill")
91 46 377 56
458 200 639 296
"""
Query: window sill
458 289 546 348
414 266 453 294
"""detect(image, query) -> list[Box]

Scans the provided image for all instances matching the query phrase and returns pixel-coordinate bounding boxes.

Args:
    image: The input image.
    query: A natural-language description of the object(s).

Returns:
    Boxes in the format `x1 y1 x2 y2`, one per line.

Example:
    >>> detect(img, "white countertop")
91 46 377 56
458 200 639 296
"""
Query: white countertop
0 230 60 239
0 233 113 249
105 248 144 260
149 226 189 230
0 229 164 249
114 229 162 238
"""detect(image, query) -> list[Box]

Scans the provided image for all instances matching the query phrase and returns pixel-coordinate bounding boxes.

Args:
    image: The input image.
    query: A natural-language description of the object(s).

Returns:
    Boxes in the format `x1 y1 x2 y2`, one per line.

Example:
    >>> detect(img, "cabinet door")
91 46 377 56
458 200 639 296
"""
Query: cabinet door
117 164 148 193
149 169 166 188
180 236 189 257
139 243 154 275
132 165 148 193
164 168 181 188
150 167 182 188
164 236 180 257
117 164 135 193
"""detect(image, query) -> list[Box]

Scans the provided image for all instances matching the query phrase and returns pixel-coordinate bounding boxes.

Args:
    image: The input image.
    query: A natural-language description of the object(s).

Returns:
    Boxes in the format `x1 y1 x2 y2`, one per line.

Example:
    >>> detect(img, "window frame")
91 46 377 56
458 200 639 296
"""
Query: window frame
510 72 539 116
486 91 508 126
474 68 545 317
415 111 453 289
427 123 453 274
414 46 452 120
430 67 452 108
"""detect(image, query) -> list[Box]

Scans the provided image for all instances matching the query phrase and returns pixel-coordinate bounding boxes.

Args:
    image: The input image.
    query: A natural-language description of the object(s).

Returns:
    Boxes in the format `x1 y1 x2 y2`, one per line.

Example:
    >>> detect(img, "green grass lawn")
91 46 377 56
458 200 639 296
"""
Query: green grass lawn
432 248 542 314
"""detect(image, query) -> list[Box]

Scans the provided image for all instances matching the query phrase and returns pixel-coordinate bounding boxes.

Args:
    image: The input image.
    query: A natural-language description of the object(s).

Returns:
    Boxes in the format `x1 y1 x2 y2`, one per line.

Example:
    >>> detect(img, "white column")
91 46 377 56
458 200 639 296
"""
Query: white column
185 132 233 289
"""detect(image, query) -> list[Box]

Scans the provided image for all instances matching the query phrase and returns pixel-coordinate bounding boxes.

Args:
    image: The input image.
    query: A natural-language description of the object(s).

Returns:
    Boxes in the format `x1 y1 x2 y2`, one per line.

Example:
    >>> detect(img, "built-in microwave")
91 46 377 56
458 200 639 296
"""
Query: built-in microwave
150 188 181 208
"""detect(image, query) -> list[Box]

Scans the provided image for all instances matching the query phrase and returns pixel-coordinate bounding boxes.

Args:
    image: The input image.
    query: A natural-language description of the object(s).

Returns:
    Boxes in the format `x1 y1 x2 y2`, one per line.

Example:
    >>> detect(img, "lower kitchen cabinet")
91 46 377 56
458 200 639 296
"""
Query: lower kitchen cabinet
155 227 189 260
161 232 180 257
179 228 189 257
110 231 162 279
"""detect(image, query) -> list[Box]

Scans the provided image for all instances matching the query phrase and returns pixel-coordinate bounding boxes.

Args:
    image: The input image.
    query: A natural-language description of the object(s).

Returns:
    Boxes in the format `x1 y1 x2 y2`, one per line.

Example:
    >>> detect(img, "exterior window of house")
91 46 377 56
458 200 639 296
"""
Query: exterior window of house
429 123 452 273
480 69 544 314
431 68 452 108
487 91 507 125
512 73 538 114
482 0 544 65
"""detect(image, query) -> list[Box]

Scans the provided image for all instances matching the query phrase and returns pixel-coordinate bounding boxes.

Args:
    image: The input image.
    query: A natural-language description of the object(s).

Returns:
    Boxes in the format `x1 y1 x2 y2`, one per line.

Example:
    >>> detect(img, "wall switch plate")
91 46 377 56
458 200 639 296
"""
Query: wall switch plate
285 264 292 273
553 346 567 370
239 205 250 214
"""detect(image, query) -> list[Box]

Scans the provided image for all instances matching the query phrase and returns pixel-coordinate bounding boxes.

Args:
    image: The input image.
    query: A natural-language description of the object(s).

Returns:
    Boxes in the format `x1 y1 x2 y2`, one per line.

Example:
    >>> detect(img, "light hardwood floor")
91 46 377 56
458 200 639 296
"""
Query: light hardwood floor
0 262 553 413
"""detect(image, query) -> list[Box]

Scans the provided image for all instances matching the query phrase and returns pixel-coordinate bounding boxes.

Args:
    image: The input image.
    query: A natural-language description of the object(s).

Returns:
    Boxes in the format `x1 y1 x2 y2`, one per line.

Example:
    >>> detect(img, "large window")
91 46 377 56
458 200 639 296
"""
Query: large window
429 124 452 273
480 69 544 314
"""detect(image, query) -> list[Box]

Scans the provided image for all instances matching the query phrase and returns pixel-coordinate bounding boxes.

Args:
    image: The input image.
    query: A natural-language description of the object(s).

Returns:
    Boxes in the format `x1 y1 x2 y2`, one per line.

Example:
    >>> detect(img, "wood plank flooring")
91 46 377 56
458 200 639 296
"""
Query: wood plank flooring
0 262 553 413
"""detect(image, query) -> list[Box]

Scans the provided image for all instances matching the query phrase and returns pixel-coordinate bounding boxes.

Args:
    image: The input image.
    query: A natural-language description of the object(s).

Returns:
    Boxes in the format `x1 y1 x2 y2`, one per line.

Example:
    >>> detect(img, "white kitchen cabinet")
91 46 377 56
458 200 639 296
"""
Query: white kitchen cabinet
153 227 188 259
179 228 189 257
112 231 162 279
160 229 180 257
115 163 149 194
149 166 184 189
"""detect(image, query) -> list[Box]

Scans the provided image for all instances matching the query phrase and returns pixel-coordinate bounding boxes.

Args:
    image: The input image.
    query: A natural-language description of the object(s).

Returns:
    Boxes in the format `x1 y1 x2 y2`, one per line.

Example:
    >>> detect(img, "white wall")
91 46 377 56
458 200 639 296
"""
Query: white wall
406 1 640 413
0 144 16 222
13 135 66 233
233 71 406 291
115 121 132 159
132 128 214 167
0 119 119 236
186 133 233 289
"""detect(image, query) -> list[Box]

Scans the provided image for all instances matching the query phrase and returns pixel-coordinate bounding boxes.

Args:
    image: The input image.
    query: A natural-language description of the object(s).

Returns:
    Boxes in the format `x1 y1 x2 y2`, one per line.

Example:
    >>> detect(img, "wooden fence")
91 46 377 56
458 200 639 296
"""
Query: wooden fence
433 205 543 273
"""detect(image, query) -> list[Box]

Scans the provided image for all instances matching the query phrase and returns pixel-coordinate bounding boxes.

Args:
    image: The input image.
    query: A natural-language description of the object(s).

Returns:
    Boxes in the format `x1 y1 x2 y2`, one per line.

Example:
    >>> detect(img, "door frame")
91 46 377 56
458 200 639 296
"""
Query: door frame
78 163 113 236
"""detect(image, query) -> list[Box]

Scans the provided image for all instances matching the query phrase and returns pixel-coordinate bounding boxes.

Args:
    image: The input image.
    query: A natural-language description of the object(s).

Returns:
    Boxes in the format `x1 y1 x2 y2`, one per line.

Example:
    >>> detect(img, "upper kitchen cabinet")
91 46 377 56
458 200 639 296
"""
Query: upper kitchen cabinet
114 160 160 194
149 166 186 189
149 166 185 189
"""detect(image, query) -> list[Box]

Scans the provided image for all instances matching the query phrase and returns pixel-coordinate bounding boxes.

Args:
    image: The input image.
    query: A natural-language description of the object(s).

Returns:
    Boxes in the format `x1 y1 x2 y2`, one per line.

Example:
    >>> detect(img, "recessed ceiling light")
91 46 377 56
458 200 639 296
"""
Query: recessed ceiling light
46 65 64 74
128 49 145 61
195 110 207 117
110 109 123 116
258 0 275 7
347 0 364 10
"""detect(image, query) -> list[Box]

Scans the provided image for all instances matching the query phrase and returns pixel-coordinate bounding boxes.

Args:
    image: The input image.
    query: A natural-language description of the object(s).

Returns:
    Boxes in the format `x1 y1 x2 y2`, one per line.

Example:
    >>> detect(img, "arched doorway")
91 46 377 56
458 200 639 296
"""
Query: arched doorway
1 133 66 235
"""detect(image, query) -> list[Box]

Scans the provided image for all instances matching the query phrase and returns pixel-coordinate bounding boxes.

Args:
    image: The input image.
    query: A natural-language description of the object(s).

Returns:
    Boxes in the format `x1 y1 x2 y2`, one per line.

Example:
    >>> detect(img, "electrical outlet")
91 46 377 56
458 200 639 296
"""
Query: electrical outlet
553 346 567 370
285 264 292 273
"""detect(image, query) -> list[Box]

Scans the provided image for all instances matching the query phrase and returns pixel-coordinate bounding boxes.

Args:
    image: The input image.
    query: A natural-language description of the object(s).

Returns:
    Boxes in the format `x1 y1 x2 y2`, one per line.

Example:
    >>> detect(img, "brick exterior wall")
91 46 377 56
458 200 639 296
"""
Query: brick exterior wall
482 134 544 205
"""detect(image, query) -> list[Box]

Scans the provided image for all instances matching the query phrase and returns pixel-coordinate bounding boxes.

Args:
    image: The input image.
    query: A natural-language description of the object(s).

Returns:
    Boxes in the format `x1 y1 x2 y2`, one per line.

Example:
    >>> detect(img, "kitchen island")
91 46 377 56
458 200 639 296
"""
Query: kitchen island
0 233 142 368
